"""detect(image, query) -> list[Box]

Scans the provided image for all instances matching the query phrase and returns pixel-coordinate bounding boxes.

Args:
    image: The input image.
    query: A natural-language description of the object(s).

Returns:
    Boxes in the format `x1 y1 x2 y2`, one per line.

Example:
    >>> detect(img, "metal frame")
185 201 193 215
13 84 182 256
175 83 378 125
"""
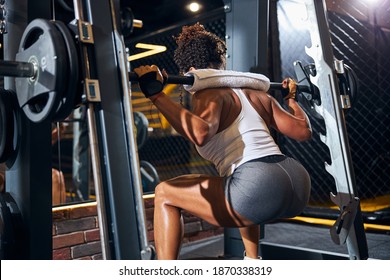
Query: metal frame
303 0 368 259
2 0 151 260
3 0 53 260
72 0 151 260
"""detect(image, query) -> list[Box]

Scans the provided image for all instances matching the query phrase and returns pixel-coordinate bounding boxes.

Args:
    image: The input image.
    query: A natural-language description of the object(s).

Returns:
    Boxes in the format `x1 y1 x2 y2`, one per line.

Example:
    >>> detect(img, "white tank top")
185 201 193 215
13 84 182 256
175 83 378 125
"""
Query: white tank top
195 88 282 176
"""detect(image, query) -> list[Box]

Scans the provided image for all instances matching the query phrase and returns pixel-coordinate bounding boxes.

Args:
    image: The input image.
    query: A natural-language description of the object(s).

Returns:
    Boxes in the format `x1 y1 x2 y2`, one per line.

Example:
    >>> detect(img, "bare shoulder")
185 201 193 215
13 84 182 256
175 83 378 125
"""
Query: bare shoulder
194 87 230 98
242 88 272 112
192 88 237 107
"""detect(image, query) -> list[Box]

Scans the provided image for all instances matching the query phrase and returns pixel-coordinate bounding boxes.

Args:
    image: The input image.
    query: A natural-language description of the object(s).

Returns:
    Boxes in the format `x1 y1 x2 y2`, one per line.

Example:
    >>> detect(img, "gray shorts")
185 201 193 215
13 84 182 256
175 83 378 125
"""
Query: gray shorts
224 155 311 224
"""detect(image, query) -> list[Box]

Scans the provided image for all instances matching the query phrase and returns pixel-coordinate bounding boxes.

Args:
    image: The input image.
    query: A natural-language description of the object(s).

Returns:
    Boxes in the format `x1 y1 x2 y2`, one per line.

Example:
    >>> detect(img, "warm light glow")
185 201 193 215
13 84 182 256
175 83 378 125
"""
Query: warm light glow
188 2 201 12
128 43 167 61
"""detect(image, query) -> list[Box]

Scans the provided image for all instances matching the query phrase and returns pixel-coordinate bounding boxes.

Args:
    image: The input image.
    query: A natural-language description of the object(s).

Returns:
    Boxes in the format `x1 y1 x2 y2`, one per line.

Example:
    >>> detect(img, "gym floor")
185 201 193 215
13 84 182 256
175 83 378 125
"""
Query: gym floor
180 221 390 260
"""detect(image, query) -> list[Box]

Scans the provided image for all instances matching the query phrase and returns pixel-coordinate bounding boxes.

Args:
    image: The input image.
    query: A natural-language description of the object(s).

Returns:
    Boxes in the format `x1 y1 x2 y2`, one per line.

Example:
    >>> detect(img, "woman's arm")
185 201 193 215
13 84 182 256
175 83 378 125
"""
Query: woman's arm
150 90 222 146
134 65 223 146
270 95 312 141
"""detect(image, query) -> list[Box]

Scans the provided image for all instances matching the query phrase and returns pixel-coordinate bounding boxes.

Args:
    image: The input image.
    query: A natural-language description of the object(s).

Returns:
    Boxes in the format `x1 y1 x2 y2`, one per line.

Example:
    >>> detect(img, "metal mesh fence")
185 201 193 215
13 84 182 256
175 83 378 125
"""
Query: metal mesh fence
127 1 390 218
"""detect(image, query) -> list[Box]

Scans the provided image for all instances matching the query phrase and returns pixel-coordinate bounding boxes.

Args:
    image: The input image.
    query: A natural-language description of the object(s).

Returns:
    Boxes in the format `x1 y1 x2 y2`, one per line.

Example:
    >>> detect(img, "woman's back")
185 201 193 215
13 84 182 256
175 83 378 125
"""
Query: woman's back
194 88 281 176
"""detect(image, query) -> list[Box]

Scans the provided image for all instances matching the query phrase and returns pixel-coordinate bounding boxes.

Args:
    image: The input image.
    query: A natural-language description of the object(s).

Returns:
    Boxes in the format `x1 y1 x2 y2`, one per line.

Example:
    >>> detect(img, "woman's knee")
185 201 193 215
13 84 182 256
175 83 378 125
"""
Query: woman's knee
154 181 170 205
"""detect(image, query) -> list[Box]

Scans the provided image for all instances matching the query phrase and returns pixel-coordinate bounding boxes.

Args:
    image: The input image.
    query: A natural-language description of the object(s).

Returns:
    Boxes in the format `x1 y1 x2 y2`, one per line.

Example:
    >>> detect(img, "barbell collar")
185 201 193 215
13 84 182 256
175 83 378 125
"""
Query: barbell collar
0 60 36 78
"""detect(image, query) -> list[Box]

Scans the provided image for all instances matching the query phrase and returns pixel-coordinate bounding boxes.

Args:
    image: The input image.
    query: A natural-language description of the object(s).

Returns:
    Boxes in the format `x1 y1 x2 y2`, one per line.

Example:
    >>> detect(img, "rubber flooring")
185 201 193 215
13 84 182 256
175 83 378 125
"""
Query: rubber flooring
179 222 390 260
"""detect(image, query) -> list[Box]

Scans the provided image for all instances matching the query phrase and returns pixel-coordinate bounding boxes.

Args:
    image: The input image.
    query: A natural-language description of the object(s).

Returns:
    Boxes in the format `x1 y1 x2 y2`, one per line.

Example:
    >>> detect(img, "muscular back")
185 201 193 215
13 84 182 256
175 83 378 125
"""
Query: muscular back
193 86 311 143
203 87 273 134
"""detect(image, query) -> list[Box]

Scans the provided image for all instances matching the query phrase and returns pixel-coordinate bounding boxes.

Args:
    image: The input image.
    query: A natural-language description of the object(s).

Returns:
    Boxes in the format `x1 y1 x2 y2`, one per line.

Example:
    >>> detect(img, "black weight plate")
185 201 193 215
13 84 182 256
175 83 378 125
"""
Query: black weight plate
0 192 26 259
133 111 149 149
293 60 323 120
344 64 359 106
0 90 10 162
15 19 67 123
140 160 159 193
0 192 12 259
4 91 20 165
121 7 135 38
0 90 16 163
52 21 80 121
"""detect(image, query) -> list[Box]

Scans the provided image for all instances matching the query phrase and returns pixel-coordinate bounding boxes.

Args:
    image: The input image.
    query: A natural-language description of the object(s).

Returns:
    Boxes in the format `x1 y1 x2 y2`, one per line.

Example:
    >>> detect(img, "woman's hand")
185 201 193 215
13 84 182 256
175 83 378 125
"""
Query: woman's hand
134 65 167 98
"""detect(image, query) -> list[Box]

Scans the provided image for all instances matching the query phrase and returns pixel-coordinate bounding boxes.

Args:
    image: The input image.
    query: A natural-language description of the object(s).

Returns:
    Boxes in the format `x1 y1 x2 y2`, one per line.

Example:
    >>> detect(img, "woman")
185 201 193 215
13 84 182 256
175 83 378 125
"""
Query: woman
134 23 312 260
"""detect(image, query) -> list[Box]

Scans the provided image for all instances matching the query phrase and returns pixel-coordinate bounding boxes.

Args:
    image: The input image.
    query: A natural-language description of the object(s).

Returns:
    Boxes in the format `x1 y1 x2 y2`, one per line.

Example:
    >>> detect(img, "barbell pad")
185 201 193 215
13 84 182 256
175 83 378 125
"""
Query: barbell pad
184 69 270 93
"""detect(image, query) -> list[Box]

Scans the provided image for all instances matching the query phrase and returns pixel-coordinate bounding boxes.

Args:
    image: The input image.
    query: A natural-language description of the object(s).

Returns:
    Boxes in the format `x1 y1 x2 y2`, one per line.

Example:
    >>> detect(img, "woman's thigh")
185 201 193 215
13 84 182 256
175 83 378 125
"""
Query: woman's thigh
154 174 254 228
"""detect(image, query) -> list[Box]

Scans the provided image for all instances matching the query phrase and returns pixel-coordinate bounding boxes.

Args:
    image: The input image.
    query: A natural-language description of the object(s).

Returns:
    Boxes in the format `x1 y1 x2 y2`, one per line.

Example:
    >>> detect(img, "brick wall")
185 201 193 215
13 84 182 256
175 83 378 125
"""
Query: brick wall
52 202 102 260
52 196 223 260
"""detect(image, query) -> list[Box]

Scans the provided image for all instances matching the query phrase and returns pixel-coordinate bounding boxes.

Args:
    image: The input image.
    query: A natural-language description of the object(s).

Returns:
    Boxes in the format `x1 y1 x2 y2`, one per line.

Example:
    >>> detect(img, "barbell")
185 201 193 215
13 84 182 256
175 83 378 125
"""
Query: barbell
2 56 318 124
1 18 357 125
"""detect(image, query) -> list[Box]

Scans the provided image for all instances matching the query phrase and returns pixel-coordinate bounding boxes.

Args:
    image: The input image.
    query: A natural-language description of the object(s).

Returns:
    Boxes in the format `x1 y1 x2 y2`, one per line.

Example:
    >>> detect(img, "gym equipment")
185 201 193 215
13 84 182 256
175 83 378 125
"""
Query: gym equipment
128 71 313 93
0 18 79 123
70 0 153 260
140 160 160 193
303 0 368 259
129 65 358 119
120 7 143 38
50 20 80 122
0 192 26 259
15 18 67 123
0 89 18 163
2 0 60 260
133 111 160 193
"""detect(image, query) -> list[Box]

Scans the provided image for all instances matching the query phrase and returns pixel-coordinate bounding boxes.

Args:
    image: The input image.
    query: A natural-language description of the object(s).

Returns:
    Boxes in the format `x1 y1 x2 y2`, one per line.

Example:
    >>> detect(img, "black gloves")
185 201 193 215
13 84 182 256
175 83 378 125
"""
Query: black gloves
134 65 167 98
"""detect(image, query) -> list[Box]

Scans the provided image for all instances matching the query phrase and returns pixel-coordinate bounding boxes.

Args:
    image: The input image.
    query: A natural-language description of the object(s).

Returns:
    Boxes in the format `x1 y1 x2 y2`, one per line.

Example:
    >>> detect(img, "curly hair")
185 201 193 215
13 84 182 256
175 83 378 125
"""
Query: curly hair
174 23 226 74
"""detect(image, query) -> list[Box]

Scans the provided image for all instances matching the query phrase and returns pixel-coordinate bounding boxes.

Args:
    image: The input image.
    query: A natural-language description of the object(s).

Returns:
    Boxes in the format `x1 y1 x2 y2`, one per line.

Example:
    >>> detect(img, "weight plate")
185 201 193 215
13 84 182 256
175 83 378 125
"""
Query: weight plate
121 7 135 38
0 192 11 259
133 111 149 149
140 160 159 193
0 90 17 163
293 60 323 120
344 64 359 106
0 192 25 259
52 21 80 121
15 19 67 123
